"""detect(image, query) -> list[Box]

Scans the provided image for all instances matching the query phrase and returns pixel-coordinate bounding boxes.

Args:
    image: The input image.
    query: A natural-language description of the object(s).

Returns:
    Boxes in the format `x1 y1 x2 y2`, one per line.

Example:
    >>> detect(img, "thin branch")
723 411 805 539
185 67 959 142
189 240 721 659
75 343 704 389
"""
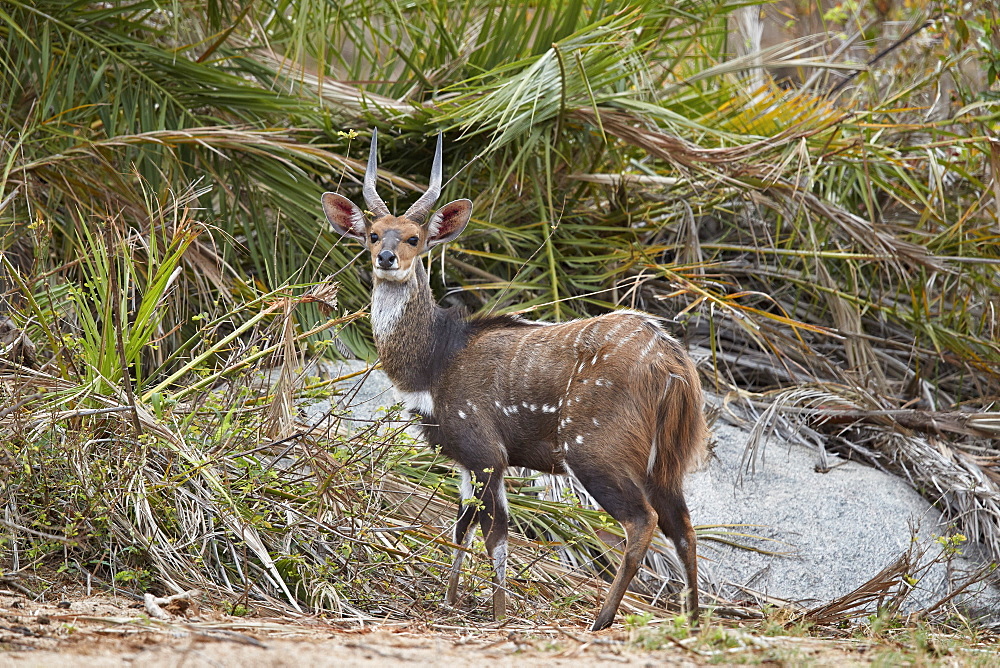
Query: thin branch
828 18 937 95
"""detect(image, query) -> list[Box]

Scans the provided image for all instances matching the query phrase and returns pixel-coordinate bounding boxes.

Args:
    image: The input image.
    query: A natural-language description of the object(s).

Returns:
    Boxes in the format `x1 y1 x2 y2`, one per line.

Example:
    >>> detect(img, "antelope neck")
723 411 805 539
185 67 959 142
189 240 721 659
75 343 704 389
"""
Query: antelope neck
371 261 469 394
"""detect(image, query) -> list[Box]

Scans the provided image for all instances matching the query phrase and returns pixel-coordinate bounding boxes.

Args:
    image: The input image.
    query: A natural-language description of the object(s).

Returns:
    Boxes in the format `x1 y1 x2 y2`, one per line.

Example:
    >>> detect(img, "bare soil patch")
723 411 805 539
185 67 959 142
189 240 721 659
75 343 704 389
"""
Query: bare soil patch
0 586 993 667
0 589 691 667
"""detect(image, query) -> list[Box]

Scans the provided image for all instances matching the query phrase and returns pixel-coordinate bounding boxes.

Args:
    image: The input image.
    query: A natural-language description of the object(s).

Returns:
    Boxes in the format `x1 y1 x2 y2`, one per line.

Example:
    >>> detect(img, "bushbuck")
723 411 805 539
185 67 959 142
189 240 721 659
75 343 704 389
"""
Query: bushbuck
321 130 706 631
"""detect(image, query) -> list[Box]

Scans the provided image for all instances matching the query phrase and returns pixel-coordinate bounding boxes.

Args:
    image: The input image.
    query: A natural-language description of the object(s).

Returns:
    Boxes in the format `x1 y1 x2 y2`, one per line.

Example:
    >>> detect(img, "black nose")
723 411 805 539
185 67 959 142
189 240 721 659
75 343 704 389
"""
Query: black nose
377 250 397 269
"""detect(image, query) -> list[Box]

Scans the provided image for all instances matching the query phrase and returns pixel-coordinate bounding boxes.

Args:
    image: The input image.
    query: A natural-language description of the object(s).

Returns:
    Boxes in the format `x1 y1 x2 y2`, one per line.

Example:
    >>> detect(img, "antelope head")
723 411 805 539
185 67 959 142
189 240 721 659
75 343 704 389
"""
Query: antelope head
322 130 473 282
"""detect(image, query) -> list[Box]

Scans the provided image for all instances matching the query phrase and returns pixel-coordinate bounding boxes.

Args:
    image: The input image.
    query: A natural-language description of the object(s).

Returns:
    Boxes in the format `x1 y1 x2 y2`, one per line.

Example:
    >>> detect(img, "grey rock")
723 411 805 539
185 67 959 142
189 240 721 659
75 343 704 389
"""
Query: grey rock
685 421 988 611
299 360 403 434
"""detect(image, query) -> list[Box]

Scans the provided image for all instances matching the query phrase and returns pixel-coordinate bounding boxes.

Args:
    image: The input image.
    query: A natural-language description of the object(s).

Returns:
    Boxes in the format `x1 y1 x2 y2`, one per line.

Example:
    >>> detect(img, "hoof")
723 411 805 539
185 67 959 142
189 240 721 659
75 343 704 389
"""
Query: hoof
590 616 614 632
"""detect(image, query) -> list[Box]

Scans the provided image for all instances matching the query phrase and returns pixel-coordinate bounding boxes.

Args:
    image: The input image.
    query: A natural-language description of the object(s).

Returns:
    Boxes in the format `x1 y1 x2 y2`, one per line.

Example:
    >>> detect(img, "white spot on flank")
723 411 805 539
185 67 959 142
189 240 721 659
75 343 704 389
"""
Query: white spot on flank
591 355 598 365
661 374 675 399
575 434 584 444
600 325 618 344
592 417 600 427
494 400 503 409
397 390 434 416
529 404 538 412
557 398 564 407
581 379 589 384
613 328 641 352
595 378 612 387
563 441 570 452
457 410 468 419
542 404 557 413
521 401 529 409
647 435 658 475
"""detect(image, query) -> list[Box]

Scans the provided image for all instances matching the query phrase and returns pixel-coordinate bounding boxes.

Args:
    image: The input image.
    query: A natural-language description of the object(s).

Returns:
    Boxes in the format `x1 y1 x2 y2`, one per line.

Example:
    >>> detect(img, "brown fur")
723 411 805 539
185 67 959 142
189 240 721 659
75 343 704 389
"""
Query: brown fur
440 311 707 482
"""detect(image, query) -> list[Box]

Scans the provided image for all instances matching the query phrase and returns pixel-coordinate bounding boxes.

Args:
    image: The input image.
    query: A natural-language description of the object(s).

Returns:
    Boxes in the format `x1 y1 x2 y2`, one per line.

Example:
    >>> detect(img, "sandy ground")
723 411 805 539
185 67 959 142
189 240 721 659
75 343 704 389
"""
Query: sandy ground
0 590 698 668
0 587 991 667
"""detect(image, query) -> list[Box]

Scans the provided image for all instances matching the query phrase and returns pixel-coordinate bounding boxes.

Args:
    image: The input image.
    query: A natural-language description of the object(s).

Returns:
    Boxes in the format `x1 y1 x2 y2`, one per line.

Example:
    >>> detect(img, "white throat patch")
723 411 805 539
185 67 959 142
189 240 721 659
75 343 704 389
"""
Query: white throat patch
371 274 416 340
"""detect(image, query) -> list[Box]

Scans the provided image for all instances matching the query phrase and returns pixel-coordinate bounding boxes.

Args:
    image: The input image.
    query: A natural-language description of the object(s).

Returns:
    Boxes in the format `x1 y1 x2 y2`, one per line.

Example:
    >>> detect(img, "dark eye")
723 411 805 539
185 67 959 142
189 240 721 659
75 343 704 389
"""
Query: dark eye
407 236 419 246
369 233 379 243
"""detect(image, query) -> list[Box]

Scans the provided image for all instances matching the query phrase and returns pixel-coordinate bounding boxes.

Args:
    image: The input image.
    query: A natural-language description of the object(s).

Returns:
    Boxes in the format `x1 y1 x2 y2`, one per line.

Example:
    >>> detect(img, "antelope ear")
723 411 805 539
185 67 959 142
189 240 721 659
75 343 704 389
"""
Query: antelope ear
322 192 367 242
425 199 472 249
